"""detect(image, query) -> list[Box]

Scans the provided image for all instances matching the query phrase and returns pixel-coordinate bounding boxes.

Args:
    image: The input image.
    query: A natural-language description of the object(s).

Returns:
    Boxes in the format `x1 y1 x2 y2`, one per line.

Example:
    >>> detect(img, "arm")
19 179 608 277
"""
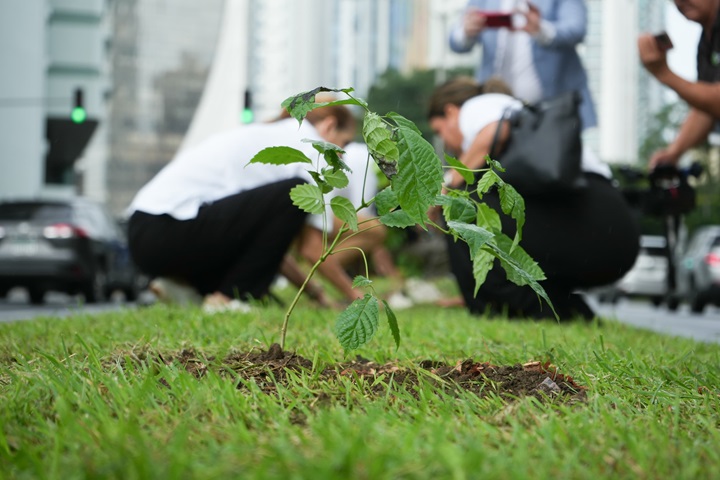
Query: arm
650 108 715 168
450 7 486 53
447 120 509 188
638 34 720 119
522 0 587 48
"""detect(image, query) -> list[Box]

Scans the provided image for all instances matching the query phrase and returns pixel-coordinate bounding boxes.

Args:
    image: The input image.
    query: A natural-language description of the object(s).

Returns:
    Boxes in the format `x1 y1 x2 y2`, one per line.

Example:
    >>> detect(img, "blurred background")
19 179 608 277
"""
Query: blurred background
0 0 717 228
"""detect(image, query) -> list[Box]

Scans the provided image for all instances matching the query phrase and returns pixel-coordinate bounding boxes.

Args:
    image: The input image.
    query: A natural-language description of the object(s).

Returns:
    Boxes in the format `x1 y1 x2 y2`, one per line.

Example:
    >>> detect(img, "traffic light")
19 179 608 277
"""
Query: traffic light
241 89 253 124
71 88 87 124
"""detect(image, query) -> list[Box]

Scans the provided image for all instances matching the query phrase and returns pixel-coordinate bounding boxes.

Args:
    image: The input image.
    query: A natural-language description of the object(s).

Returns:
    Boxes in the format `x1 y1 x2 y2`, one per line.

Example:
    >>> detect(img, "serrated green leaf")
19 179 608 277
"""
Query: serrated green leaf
476 203 502 233
498 183 525 249
381 299 401 350
393 125 444 228
441 195 476 225
336 294 380 351
386 112 422 135
302 139 351 172
352 276 373 288
247 146 313 166
290 184 325 215
447 221 495 256
281 87 358 125
380 210 416 228
375 187 399 216
485 155 505 172
475 169 503 197
444 154 475 185
481 234 554 318
472 250 495 295
323 168 349 189
308 171 332 194
363 113 399 179
331 196 358 231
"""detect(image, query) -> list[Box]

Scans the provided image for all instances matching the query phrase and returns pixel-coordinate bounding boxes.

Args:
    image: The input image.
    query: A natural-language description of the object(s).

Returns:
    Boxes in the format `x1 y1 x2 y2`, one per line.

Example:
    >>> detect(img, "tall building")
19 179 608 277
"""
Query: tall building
105 0 223 214
0 0 112 200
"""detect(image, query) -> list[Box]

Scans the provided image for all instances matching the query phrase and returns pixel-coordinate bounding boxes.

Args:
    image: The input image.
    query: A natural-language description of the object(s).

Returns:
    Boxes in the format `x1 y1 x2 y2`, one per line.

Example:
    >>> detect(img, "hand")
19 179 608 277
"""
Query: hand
638 33 671 80
649 148 680 170
518 2 541 35
464 9 486 38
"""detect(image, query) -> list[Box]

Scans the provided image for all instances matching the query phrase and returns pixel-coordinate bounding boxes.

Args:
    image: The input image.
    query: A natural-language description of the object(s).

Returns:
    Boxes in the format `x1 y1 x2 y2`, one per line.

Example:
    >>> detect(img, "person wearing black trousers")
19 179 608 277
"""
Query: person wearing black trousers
126 104 363 311
428 77 640 320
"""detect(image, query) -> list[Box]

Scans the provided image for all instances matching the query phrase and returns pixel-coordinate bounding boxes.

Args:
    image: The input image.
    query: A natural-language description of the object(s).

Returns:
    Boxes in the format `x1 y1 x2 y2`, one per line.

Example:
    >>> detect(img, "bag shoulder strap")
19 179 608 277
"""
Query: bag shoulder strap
489 107 515 160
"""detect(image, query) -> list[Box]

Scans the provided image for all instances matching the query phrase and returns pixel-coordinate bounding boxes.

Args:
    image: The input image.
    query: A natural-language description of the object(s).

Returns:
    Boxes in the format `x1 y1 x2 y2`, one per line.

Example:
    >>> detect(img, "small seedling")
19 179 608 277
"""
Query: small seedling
250 87 555 352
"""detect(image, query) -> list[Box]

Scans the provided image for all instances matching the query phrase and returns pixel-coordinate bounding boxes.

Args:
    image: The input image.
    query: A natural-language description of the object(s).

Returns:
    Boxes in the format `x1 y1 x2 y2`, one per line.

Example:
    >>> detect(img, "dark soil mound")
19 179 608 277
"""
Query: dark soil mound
144 343 586 404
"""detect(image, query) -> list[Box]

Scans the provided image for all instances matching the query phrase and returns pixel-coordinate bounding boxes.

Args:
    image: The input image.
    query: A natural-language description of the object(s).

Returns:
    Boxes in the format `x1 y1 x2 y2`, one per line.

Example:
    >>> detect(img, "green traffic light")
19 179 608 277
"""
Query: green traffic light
71 107 87 124
241 108 254 124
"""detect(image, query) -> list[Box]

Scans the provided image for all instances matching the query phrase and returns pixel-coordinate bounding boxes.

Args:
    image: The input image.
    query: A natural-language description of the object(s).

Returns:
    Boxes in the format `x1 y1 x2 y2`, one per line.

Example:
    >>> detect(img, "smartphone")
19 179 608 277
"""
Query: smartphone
481 12 513 28
654 32 674 52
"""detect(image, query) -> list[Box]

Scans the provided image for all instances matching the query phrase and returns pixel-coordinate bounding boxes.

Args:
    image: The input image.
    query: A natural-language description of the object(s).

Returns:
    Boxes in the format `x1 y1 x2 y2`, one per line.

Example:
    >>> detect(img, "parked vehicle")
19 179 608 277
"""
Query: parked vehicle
0 197 145 304
677 225 720 314
596 235 669 306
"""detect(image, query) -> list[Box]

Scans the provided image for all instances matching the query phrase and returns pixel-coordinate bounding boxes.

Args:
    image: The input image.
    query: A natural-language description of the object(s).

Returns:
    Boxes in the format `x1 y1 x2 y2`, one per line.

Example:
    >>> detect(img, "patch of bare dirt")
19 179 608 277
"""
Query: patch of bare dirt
114 343 586 404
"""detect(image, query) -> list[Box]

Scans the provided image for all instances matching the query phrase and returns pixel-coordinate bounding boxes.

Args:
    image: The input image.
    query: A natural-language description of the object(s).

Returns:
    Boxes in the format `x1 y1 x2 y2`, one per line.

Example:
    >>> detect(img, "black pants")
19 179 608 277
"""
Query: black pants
128 178 307 300
446 174 640 320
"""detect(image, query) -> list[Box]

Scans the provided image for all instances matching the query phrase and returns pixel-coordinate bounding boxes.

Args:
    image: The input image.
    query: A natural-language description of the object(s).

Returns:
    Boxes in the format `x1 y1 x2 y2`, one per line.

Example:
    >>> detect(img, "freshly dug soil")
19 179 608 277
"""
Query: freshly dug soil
132 343 587 404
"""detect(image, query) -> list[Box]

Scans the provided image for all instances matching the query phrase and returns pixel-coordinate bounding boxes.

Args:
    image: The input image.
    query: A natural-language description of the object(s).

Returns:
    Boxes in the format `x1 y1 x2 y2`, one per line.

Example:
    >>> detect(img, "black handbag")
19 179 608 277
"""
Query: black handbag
489 91 587 197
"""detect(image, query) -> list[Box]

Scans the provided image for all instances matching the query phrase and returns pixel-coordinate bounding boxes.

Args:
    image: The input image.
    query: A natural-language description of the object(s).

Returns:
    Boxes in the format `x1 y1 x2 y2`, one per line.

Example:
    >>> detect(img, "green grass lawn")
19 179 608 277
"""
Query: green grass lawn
1 296 719 479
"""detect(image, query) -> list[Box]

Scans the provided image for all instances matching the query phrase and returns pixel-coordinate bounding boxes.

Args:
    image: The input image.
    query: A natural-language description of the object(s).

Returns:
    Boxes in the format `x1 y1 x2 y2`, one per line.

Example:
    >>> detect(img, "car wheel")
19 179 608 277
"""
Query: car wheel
666 296 680 312
83 267 108 304
28 287 45 305
651 296 663 307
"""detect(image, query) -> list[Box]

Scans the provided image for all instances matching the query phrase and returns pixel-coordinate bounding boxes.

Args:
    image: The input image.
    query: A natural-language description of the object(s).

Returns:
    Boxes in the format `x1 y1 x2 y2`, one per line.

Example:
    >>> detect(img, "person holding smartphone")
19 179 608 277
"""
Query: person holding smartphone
638 0 720 169
449 0 597 134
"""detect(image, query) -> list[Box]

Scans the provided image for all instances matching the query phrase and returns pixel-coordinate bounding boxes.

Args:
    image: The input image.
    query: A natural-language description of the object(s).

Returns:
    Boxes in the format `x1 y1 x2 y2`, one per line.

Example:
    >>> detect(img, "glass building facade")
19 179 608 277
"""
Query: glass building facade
106 0 223 215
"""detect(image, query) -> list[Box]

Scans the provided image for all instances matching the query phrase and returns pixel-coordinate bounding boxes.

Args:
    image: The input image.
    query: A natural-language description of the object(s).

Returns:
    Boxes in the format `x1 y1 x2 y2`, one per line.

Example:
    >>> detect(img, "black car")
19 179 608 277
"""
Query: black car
0 197 145 304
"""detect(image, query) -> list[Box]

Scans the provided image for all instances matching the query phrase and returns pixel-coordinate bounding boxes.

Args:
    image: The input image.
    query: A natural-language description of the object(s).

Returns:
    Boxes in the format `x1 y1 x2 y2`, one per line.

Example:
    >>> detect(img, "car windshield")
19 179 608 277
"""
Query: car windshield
0 203 72 223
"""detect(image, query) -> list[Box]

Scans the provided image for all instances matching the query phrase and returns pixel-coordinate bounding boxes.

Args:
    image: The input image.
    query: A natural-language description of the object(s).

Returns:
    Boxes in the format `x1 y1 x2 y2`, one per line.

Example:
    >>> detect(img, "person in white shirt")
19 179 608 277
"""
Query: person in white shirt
126 105 363 311
428 77 639 320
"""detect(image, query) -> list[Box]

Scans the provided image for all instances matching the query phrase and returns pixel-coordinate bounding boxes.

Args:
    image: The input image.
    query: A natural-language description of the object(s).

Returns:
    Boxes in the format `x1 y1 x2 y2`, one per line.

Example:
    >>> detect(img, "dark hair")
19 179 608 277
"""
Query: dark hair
427 76 513 119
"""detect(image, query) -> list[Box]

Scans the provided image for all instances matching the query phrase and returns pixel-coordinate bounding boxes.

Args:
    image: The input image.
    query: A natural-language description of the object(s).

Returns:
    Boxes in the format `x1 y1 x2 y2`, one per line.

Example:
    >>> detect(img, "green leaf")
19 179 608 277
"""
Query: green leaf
444 154 475 185
441 195 476 225
336 294 380 351
475 169 503 197
393 124 444 228
476 203 502 233
380 210 416 228
381 300 401 350
472 250 495 296
485 155 505 172
302 139 351 172
323 168 349 189
375 187 399 216
247 146 312 166
386 112 422 135
498 183 526 249
352 276 373 288
482 234 555 318
281 87 361 125
363 112 399 179
290 184 325 215
308 171 332 194
447 220 495 255
331 196 358 231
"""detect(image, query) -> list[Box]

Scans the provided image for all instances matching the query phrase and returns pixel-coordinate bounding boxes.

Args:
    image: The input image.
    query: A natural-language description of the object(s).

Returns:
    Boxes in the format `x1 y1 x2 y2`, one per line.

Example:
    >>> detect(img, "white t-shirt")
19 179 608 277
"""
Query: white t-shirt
337 142 379 217
127 118 332 230
459 93 612 178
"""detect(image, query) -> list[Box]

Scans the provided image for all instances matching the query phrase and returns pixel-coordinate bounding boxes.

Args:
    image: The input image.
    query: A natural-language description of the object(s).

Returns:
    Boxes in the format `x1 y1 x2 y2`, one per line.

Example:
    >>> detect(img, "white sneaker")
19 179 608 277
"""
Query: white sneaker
405 278 443 304
149 277 202 306
202 298 252 314
386 291 414 310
